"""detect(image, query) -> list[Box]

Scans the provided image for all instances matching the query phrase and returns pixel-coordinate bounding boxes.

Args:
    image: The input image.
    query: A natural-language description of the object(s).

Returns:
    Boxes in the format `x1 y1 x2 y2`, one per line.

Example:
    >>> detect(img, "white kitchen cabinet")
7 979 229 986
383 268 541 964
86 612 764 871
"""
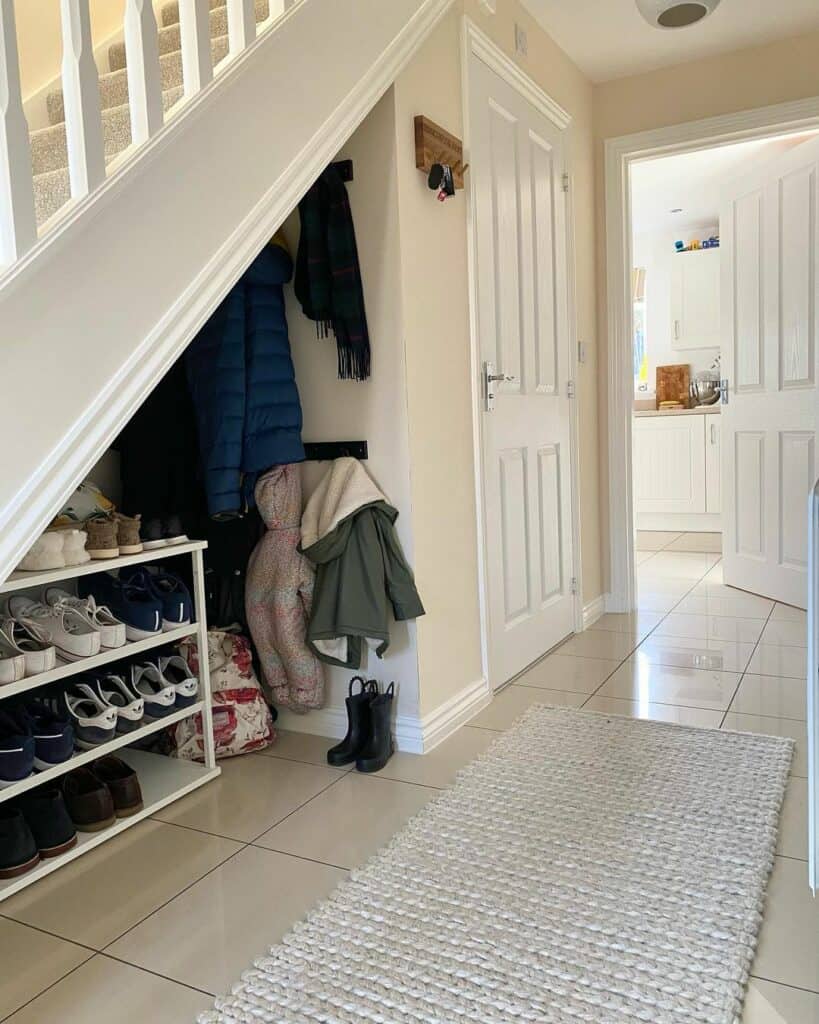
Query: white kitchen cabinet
670 248 721 350
705 415 721 514
633 411 721 530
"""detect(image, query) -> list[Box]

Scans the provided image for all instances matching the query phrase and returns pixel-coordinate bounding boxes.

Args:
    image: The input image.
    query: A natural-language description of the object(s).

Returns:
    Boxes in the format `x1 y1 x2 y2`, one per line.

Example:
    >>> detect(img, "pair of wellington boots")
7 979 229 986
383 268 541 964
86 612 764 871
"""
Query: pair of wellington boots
327 677 395 773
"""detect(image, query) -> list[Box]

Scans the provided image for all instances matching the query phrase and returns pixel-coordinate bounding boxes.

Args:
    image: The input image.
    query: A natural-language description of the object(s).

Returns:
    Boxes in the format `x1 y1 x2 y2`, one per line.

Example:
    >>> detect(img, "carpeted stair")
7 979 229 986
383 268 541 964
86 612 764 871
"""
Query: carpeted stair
30 0 269 227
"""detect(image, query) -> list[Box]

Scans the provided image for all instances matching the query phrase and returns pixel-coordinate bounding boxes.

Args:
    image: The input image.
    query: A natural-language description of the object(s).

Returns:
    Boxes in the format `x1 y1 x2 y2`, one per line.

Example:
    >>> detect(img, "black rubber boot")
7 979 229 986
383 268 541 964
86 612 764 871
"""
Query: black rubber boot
356 682 395 773
327 677 378 767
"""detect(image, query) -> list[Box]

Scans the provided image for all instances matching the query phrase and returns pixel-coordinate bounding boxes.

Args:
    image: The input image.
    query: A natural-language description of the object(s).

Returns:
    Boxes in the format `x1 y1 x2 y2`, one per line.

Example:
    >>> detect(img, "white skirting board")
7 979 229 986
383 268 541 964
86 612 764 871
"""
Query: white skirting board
276 676 491 755
583 595 606 629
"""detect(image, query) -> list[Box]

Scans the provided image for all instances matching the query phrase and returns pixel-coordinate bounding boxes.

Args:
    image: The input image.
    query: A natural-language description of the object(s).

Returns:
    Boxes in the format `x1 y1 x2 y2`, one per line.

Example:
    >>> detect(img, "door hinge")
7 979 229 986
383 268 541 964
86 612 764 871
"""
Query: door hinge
561 172 570 193
566 379 576 398
570 577 578 595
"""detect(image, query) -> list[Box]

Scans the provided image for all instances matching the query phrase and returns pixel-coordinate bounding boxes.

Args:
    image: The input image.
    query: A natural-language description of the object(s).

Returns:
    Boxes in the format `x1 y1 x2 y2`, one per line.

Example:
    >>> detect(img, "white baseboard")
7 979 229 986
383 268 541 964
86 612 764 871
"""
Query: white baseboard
275 676 490 755
582 594 606 629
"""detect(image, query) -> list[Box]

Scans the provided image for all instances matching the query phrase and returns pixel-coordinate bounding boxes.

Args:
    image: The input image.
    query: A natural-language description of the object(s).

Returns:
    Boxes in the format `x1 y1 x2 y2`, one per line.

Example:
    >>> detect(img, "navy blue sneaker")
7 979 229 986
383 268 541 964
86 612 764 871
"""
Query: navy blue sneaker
63 684 117 749
119 568 192 632
0 710 34 788
78 572 162 641
14 702 74 770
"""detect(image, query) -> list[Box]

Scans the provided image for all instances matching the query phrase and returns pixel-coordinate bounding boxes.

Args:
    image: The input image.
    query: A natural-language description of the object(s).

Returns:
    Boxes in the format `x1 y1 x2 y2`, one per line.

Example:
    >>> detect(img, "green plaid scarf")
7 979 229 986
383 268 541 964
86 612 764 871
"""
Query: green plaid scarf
294 166 371 381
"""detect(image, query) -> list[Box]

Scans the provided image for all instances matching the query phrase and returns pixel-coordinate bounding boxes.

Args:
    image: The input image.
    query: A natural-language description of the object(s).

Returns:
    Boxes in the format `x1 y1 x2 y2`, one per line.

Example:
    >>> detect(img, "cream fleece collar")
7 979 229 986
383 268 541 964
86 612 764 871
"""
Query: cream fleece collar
300 458 387 549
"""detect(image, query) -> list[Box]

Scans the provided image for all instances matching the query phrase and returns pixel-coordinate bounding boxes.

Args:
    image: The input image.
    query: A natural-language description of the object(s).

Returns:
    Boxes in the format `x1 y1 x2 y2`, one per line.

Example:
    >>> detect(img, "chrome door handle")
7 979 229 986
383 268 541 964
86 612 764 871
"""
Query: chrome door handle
484 361 517 411
487 372 516 383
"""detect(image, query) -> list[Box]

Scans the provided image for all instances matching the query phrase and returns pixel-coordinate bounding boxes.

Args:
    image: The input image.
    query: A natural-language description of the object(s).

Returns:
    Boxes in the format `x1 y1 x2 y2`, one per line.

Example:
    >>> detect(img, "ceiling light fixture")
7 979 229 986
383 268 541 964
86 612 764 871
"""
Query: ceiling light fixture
636 0 720 29
670 207 683 213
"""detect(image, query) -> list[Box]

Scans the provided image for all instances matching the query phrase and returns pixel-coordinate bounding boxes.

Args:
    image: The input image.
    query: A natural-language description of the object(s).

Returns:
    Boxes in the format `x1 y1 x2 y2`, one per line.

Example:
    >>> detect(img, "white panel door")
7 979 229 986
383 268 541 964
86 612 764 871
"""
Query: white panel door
722 137 819 608
470 55 574 687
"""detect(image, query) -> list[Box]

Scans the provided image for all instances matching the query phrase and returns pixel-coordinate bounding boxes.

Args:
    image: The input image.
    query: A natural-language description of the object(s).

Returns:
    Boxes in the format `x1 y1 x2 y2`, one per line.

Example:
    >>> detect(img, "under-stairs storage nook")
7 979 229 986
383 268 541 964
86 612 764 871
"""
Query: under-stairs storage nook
0 542 218 901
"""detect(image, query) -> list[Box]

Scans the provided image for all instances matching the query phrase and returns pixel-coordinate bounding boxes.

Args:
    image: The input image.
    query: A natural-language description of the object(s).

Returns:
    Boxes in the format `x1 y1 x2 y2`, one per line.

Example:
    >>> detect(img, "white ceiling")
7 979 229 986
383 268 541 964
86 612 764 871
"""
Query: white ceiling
520 0 819 82
630 132 819 236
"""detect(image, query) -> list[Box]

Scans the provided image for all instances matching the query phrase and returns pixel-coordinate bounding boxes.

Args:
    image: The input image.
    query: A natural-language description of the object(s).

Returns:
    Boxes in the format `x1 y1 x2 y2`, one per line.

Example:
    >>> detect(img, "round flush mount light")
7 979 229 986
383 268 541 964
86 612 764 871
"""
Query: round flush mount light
636 0 720 29
670 207 683 213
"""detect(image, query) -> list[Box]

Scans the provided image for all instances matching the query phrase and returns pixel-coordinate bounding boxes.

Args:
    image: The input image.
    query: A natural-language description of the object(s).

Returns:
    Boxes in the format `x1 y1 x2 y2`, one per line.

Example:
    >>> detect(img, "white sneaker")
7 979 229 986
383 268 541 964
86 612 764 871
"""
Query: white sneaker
95 675 144 733
0 617 56 676
130 664 177 719
7 596 101 662
157 655 199 707
43 588 126 649
0 626 25 684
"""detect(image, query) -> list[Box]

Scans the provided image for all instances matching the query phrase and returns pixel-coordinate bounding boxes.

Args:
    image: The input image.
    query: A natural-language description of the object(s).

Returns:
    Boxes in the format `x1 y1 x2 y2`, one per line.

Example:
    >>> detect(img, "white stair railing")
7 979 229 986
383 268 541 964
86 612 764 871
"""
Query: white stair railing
124 0 164 145
0 0 36 263
179 0 214 96
0 0 299 273
61 0 106 198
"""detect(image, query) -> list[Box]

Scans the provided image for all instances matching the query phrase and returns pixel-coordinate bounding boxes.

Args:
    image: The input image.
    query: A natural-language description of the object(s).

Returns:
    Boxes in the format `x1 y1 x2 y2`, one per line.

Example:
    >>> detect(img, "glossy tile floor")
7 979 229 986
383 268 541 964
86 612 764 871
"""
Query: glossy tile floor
0 530 815 1022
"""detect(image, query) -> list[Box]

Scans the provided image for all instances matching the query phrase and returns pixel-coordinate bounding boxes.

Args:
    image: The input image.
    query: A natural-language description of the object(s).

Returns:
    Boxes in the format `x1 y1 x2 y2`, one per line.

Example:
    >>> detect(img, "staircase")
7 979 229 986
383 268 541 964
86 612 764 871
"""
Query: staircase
30 0 271 226
0 0 452 585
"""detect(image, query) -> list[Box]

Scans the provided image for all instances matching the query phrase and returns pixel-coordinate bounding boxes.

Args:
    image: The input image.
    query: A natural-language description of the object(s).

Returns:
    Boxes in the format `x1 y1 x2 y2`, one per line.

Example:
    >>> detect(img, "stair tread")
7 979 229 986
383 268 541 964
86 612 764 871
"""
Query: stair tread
108 0 269 72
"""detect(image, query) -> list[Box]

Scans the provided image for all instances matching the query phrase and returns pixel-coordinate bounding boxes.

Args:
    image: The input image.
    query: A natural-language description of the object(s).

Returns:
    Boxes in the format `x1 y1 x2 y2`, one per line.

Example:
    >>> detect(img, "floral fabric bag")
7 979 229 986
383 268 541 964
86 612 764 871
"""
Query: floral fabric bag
174 630 275 760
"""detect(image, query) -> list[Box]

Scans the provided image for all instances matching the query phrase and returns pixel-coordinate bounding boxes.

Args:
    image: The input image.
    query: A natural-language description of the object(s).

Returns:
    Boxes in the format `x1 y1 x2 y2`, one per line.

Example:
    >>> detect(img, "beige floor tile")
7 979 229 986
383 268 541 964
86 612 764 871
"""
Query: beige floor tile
108 846 346 995
631 635 755 673
729 674 807 721
721 713 808 777
771 604 808 624
2 820 241 949
255 773 435 869
256 730 349 769
664 532 722 553
675 590 773 619
0 918 92 1020
582 695 723 728
595 661 739 711
369 726 496 788
4 956 211 1024
747 644 807 679
468 683 585 731
637 551 720 580
635 590 686 614
634 550 656 566
703 562 724 583
760 619 807 648
753 856 819 993
655 612 765 645
742 978 819 1023
152 749 342 841
777 777 807 861
556 630 639 661
589 610 664 638
515 653 620 693
636 531 681 551
636 576 698 600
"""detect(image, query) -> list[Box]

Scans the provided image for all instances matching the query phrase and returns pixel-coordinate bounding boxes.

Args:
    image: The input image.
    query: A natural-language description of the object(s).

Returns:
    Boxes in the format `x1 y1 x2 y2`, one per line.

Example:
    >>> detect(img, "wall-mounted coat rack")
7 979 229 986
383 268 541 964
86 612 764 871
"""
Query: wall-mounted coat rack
303 440 368 461
414 116 467 189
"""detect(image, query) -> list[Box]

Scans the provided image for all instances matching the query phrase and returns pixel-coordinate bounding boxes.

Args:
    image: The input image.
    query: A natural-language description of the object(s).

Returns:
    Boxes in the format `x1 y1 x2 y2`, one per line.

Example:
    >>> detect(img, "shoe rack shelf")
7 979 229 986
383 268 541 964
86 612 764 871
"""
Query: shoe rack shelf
0 541 219 903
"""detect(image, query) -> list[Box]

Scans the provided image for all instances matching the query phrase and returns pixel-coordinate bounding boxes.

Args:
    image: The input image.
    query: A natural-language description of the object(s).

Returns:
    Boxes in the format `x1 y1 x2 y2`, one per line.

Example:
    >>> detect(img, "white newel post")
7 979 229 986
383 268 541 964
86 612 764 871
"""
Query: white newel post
226 0 256 54
0 0 36 264
124 0 163 146
60 0 105 199
178 0 213 96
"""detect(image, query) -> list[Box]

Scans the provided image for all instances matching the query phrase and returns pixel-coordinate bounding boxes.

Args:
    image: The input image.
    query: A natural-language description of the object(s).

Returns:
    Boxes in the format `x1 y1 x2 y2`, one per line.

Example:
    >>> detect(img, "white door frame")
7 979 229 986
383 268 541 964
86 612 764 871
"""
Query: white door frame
605 95 819 612
461 18 584 692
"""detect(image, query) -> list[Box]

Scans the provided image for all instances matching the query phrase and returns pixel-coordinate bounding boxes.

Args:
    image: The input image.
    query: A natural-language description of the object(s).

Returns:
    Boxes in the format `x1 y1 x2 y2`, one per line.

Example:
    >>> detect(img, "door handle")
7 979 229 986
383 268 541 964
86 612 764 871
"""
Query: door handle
484 361 517 411
710 423 717 445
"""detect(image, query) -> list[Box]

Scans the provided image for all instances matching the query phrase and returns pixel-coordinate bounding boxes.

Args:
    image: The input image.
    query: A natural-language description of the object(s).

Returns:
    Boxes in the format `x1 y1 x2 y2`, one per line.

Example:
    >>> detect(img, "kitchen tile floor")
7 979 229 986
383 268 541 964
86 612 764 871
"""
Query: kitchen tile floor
1 531 815 1023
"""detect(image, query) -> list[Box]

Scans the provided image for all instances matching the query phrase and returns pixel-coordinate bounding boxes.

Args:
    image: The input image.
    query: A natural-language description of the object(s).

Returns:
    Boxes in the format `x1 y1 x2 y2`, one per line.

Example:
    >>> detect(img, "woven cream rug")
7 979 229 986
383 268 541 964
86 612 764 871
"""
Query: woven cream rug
200 705 793 1024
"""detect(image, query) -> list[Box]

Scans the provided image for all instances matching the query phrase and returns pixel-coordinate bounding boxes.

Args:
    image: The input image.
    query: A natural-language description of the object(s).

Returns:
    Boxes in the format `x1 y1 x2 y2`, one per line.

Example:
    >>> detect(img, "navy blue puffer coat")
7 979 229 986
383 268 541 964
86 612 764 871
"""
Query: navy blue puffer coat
186 242 305 518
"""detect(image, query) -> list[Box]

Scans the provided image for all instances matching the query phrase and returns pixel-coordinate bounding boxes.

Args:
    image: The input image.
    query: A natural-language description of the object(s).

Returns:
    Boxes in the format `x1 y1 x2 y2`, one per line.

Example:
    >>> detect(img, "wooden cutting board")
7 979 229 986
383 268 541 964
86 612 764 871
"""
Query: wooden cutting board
656 364 690 408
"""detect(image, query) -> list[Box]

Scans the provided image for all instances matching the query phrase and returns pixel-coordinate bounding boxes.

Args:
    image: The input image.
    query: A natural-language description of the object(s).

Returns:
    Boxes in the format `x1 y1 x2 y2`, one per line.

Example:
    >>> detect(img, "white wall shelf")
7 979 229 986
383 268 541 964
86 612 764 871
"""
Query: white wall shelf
0 541 218 902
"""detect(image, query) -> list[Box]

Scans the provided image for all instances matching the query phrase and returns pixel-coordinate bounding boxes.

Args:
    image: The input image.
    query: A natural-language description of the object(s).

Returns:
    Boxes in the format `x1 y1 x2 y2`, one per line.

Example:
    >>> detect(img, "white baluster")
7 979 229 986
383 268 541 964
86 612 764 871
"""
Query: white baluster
60 0 105 198
178 0 212 96
0 0 36 262
124 0 163 145
226 0 256 53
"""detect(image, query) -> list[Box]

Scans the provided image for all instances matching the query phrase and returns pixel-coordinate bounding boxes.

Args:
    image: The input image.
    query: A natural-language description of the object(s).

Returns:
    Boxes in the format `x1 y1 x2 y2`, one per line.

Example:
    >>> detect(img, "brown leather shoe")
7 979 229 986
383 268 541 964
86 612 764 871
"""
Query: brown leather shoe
92 756 143 817
62 767 116 832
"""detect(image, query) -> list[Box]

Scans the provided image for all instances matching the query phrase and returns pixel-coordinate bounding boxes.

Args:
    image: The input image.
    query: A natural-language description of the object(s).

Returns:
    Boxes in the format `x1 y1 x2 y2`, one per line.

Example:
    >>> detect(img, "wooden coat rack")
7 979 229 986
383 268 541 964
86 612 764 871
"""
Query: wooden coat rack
414 115 467 189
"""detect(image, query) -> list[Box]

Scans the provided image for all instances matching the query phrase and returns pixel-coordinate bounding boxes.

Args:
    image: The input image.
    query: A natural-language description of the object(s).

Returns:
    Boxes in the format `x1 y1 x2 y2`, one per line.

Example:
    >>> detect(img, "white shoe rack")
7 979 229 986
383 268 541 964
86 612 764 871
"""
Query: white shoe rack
0 540 219 901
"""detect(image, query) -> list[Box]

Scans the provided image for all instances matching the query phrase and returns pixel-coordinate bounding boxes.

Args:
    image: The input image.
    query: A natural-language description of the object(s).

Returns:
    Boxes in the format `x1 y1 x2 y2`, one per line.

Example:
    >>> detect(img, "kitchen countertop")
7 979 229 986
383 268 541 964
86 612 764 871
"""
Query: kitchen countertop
634 405 721 418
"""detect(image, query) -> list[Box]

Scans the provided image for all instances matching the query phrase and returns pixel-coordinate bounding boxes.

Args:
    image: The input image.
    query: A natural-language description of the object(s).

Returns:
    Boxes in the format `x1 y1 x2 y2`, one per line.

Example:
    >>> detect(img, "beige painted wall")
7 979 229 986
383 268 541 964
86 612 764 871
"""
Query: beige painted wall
593 29 819 590
393 3 601 715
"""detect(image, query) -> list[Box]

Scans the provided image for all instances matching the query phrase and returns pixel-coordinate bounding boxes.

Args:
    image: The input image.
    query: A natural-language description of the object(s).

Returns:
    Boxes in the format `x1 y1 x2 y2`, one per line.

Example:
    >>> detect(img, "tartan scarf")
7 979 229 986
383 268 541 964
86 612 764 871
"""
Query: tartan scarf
294 166 371 381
